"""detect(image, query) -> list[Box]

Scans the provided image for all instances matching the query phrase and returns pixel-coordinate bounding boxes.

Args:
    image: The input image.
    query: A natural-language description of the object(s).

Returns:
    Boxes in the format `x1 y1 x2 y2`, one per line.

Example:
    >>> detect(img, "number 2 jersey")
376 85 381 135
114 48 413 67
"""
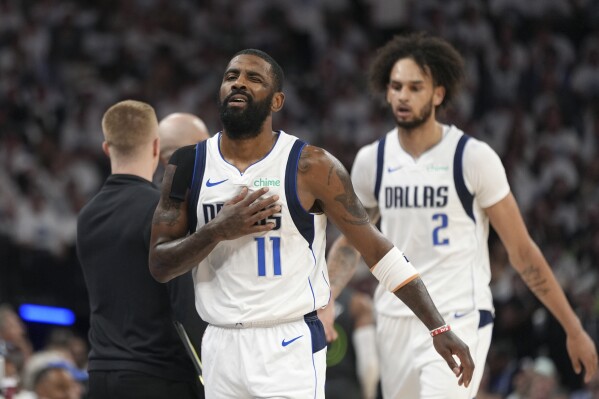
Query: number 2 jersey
187 131 330 326
352 124 510 318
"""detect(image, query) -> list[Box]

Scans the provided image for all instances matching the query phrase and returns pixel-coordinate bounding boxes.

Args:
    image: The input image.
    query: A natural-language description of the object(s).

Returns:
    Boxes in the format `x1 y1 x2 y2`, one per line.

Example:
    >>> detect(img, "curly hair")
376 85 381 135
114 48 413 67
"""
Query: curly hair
368 32 464 108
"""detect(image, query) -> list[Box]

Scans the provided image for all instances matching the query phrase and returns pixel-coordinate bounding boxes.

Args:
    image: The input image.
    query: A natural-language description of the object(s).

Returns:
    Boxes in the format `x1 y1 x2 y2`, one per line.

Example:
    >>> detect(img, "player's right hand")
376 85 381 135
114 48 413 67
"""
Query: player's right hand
432 331 475 387
211 187 281 240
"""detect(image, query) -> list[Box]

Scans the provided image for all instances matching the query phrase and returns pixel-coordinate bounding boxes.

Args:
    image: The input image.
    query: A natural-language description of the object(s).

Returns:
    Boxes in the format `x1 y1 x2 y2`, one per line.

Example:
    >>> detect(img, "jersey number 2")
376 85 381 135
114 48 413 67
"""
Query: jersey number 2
255 237 281 276
432 213 449 246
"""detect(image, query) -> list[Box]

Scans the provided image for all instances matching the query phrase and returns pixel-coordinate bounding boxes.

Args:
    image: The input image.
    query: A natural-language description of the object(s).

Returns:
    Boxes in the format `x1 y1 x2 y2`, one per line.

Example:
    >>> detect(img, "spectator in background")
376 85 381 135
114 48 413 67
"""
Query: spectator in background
43 328 88 378
31 364 81 399
0 304 33 364
18 349 84 399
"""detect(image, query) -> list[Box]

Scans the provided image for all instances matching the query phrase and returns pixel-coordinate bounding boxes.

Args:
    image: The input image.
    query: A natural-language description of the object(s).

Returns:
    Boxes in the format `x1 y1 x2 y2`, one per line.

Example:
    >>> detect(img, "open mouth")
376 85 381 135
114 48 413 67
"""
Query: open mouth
396 106 412 118
227 93 250 107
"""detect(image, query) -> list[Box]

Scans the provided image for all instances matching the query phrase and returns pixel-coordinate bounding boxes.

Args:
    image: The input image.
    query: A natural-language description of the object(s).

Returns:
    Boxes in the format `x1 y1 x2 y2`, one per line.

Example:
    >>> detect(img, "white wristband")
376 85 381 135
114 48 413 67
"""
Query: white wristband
370 246 419 292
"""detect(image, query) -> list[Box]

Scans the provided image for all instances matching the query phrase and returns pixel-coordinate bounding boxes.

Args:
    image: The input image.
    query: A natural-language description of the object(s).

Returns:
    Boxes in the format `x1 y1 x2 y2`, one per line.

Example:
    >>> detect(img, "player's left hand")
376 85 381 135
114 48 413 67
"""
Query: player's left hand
567 329 598 383
432 331 474 387
317 300 338 342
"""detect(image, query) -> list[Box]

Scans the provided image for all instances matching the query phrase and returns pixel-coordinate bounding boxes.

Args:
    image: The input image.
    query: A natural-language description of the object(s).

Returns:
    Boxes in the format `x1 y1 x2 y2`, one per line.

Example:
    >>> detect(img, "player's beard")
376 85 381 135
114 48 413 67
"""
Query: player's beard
218 91 274 139
393 96 434 131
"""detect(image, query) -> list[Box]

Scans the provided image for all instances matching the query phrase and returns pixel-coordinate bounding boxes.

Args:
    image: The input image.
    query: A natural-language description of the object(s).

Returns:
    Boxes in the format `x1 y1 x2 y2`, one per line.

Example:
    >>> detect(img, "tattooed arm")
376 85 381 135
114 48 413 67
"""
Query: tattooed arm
149 164 281 283
299 145 474 385
296 145 389 266
487 192 598 382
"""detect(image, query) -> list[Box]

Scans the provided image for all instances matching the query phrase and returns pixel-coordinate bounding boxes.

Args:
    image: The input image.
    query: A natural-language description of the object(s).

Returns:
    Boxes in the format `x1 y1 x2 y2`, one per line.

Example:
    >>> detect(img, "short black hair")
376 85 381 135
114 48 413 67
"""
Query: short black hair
233 49 285 92
368 32 464 108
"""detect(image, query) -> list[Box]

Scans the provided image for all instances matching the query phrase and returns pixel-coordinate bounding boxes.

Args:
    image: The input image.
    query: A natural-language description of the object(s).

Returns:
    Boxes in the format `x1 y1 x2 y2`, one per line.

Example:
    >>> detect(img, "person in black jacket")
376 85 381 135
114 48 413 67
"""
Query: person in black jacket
76 100 200 399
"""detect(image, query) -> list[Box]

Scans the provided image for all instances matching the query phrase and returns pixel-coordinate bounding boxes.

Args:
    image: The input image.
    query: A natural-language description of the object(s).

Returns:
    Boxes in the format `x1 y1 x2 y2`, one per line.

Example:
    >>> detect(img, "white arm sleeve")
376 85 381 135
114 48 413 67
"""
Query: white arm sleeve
352 325 379 399
463 138 511 208
351 142 379 209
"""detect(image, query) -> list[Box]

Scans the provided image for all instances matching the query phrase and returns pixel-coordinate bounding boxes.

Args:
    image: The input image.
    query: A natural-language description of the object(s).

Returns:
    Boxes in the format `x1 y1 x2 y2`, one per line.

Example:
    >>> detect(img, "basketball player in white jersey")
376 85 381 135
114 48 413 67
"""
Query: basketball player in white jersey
148 48 474 398
325 33 598 398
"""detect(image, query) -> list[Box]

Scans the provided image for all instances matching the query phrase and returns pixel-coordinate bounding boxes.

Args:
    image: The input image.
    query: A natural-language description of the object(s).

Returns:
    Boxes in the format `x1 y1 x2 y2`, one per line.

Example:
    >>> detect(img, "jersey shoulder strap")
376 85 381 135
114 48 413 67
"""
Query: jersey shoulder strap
453 134 475 222
374 136 386 201
188 140 208 233
285 139 316 246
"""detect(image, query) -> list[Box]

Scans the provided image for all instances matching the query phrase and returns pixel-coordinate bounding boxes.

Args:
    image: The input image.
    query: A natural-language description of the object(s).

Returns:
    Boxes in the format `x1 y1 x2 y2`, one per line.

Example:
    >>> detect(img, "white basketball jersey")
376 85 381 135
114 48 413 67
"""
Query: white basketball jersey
189 131 330 326
352 125 510 317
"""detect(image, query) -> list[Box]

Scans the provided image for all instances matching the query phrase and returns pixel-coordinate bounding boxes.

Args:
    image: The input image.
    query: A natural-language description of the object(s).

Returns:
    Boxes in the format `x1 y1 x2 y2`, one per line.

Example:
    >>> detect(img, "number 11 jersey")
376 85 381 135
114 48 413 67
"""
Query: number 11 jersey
190 131 330 326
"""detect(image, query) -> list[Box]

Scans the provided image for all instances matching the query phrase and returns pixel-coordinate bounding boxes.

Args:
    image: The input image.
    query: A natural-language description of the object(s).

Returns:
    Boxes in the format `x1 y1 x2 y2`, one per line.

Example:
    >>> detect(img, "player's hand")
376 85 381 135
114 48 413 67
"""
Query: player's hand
432 331 474 387
566 329 598 383
318 299 338 342
211 187 281 240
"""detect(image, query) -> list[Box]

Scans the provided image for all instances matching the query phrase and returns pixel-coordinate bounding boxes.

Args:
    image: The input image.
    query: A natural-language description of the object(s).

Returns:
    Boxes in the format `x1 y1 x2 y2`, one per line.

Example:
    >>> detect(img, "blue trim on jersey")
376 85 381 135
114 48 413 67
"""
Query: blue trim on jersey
285 140 315 246
188 141 208 233
453 135 475 222
374 136 386 201
478 310 494 328
304 310 325 399
304 311 326 353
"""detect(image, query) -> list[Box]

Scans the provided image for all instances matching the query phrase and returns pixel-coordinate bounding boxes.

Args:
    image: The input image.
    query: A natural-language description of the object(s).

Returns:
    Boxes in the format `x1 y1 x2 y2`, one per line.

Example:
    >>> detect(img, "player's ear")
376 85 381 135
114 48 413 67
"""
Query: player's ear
102 141 110 157
433 86 445 107
153 137 160 158
271 92 285 113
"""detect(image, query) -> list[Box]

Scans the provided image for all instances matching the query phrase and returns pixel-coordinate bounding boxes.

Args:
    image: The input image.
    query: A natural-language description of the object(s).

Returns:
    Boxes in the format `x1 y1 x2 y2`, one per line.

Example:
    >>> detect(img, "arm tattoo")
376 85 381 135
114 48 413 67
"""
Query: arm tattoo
520 264 550 296
333 169 369 225
298 151 311 173
329 245 360 289
298 147 368 224
327 164 334 185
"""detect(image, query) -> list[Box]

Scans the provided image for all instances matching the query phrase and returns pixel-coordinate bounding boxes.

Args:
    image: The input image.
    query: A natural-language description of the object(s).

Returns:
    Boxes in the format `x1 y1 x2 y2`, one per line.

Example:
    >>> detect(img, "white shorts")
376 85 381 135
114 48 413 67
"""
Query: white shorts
201 312 327 399
377 310 493 399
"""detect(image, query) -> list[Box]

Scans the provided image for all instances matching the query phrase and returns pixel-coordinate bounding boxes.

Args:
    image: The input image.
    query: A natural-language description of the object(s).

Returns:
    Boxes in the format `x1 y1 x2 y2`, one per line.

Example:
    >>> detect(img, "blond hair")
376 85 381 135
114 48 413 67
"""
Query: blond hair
101 100 158 156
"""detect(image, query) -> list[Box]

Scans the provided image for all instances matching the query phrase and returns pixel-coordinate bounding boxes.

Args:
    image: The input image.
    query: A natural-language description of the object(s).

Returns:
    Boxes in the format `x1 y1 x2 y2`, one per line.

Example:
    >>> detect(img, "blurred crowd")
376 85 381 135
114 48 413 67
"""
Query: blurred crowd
0 0 598 397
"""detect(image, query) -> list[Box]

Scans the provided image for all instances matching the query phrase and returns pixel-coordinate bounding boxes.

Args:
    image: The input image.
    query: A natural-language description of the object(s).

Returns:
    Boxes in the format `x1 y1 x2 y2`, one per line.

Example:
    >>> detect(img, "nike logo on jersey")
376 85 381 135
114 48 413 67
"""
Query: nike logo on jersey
454 311 470 318
387 165 403 173
281 335 303 347
206 178 228 187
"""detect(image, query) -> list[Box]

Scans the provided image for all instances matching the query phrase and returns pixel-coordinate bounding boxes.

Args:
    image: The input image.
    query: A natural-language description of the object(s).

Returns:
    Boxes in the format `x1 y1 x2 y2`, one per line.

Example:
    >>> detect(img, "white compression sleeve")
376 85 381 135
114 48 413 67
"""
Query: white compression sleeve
370 246 419 292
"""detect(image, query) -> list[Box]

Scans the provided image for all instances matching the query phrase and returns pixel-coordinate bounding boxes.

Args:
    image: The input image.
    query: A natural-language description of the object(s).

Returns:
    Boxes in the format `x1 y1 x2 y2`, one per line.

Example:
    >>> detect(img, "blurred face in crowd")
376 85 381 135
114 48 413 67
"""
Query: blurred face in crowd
218 54 277 139
386 57 445 131
35 367 81 399
0 307 27 342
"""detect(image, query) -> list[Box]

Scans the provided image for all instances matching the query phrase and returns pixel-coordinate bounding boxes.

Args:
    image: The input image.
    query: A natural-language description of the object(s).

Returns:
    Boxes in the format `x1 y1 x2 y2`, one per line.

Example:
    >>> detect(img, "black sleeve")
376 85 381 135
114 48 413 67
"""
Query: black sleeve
168 144 196 201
